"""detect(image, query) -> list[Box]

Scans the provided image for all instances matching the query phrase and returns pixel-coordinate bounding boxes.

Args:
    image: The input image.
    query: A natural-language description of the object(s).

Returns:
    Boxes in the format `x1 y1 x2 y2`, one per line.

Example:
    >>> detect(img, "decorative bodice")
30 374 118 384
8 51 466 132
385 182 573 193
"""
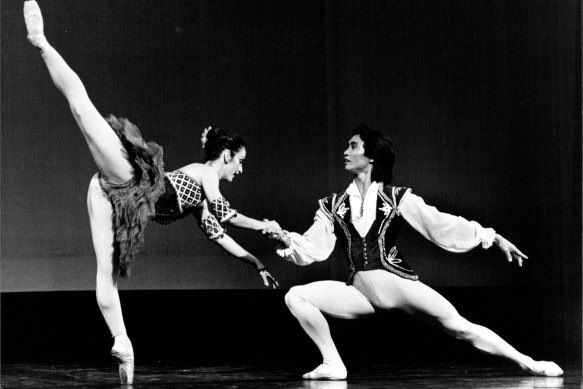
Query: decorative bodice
151 170 204 224
166 170 203 211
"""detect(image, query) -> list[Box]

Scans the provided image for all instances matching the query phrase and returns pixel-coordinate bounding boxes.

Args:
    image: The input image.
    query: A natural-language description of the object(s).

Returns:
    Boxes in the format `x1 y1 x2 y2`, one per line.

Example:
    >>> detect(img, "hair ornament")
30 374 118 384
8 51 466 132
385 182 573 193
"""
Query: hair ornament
201 126 212 148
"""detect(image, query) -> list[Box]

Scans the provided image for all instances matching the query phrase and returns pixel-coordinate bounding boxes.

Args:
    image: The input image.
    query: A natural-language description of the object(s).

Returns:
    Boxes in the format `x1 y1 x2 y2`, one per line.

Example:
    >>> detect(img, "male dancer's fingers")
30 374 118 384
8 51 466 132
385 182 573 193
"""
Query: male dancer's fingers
271 229 284 239
509 245 528 267
514 251 527 267
514 247 528 260
504 250 513 263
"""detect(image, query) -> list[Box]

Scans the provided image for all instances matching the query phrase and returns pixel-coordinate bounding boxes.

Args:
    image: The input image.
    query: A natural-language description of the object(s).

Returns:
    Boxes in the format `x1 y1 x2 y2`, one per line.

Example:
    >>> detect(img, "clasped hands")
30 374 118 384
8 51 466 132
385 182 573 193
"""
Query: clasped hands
261 219 285 240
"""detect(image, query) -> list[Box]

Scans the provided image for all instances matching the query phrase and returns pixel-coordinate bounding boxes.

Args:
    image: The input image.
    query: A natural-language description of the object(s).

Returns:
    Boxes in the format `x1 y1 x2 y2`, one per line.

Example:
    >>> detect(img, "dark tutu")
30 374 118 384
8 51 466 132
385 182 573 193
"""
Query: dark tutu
101 115 166 279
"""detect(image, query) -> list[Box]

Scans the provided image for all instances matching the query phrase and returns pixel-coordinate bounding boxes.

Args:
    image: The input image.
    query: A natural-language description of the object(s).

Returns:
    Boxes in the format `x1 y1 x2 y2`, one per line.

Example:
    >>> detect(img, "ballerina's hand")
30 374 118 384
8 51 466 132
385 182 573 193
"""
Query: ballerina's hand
494 234 528 267
262 219 282 239
257 267 279 289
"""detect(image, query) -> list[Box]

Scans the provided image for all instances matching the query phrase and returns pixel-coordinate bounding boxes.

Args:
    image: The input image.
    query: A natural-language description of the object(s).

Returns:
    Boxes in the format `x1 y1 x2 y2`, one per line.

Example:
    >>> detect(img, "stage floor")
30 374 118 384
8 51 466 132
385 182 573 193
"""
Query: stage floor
1 361 580 388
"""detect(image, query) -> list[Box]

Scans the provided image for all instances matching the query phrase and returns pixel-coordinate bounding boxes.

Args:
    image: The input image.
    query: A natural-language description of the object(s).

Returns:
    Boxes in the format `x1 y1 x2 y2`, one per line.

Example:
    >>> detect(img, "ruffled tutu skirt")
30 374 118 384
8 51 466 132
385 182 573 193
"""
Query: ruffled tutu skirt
99 115 166 279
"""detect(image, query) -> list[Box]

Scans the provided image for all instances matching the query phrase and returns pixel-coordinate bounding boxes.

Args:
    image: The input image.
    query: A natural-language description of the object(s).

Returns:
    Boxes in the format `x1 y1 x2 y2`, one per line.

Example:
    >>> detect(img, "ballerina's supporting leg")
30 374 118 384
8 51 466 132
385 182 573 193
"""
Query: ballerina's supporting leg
24 0 133 185
87 174 134 384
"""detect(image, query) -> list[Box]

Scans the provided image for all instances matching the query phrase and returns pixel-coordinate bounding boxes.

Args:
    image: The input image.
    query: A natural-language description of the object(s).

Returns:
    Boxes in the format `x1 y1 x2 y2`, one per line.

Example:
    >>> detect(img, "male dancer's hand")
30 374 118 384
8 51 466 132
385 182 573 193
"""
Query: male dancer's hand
262 219 282 239
261 219 292 248
494 234 528 267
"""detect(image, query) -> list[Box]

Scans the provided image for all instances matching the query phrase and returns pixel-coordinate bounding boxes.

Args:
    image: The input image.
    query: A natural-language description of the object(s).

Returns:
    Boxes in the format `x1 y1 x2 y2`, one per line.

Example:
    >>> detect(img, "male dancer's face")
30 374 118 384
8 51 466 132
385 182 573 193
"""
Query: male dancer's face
343 134 371 175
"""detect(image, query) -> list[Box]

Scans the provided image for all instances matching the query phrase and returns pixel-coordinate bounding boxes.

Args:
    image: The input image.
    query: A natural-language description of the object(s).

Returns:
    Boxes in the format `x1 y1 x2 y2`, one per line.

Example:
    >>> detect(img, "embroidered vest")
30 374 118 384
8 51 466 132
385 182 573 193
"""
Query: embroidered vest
319 184 419 284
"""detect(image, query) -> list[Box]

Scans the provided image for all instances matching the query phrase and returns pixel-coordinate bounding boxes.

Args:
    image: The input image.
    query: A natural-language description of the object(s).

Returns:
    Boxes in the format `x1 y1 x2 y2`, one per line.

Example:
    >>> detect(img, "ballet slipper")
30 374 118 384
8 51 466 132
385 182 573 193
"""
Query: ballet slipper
111 336 135 384
528 360 563 377
23 0 48 50
302 363 347 380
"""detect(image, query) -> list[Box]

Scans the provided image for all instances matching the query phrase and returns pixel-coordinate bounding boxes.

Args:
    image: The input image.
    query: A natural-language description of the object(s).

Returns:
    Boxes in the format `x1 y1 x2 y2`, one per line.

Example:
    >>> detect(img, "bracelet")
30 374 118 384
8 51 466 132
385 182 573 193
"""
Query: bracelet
256 266 266 273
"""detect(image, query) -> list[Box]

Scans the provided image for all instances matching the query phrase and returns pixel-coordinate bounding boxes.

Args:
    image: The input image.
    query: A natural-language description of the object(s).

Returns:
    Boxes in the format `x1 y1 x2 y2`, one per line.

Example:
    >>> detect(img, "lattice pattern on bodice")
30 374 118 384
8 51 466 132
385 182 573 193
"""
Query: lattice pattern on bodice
167 170 203 212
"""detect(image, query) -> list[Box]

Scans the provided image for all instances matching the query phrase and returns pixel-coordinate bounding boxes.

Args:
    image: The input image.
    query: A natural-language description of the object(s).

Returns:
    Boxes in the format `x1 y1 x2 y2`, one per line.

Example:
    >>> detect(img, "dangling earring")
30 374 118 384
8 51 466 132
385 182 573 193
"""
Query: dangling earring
369 159 374 164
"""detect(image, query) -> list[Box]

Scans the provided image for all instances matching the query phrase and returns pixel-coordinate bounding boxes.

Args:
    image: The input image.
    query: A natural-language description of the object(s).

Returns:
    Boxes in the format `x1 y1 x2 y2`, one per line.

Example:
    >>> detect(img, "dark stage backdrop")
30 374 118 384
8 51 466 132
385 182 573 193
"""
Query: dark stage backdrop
2 0 580 326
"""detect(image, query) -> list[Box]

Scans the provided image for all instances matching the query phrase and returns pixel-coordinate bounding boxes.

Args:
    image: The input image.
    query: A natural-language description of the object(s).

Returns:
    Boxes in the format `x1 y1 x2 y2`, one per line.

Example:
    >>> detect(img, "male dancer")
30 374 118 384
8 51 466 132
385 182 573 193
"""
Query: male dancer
275 123 563 380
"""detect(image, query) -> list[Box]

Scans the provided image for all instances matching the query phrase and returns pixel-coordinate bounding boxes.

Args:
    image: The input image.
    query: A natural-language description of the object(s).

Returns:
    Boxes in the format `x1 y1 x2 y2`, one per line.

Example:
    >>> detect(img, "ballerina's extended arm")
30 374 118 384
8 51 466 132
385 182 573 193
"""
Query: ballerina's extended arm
195 204 279 288
197 164 282 236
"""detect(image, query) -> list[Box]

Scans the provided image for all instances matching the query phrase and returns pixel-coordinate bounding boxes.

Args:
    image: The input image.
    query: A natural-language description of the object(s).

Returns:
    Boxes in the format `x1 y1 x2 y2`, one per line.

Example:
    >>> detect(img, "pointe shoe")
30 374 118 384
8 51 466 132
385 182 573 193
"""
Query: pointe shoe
302 363 347 380
23 0 47 49
111 340 135 384
529 360 563 377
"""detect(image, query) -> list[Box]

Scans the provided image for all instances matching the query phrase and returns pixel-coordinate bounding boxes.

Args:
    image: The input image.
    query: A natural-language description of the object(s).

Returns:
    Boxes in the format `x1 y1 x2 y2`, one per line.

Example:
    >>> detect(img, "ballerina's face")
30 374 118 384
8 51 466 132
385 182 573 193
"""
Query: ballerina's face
224 147 246 182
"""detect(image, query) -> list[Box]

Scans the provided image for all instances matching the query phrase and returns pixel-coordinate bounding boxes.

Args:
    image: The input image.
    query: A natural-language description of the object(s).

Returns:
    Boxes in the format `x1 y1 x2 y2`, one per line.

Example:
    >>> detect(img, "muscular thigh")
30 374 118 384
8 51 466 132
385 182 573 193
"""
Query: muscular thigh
291 280 376 319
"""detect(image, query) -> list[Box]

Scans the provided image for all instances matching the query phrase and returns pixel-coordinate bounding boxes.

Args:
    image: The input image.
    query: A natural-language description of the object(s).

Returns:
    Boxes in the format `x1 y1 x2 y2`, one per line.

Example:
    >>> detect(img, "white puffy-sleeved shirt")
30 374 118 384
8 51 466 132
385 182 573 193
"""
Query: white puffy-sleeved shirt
277 181 496 266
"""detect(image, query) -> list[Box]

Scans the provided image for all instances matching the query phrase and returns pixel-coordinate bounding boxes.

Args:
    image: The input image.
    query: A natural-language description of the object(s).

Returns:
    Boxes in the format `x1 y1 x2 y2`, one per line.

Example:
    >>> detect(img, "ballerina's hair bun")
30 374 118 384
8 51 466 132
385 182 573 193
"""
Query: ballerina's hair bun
201 126 246 162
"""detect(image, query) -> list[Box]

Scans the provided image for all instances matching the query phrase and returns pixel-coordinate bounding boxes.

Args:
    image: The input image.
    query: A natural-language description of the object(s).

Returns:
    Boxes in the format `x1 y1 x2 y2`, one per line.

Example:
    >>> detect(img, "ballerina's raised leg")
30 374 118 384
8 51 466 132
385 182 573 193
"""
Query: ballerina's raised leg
24 1 134 383
23 0 133 184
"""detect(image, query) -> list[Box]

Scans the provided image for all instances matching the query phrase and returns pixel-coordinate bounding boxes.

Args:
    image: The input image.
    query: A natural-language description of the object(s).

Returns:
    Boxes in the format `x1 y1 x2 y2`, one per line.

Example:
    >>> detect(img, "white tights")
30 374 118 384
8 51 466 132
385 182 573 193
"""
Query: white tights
36 32 134 338
87 174 127 337
285 270 536 371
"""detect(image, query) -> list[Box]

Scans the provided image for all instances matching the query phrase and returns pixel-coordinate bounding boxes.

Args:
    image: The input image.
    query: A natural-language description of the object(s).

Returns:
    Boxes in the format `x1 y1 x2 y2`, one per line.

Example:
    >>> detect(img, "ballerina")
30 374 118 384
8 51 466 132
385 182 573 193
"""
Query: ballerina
23 1 279 384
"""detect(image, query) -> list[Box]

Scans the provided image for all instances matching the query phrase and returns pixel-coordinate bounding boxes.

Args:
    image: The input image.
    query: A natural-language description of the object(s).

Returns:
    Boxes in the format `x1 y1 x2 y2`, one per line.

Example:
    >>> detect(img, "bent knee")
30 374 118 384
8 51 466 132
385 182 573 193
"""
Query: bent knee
284 286 301 307
441 316 474 340
285 286 310 310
